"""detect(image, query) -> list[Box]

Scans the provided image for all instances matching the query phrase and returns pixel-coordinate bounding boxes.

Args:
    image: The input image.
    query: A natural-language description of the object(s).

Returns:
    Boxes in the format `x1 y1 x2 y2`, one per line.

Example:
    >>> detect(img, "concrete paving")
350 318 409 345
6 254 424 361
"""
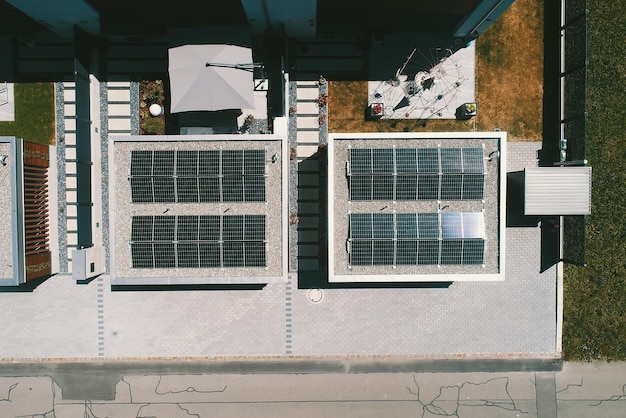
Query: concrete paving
0 361 624 417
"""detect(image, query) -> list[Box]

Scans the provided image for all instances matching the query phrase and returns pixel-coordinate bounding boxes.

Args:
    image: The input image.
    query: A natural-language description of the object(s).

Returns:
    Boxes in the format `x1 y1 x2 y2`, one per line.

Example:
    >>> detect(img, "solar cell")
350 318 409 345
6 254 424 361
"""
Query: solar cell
244 150 265 176
154 243 175 268
176 177 198 203
153 216 175 241
153 177 175 202
417 174 439 200
198 151 220 176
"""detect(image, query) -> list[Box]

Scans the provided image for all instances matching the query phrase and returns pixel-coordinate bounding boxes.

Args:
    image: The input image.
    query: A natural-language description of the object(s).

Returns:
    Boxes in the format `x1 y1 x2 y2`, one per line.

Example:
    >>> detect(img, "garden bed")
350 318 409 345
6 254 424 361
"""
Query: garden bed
139 80 166 135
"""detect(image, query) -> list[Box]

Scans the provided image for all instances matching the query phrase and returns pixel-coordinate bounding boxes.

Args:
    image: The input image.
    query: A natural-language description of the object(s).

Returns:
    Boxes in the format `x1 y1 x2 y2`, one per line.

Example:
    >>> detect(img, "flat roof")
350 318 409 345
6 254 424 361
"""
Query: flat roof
0 138 19 285
327 131 507 282
524 166 592 215
109 135 288 285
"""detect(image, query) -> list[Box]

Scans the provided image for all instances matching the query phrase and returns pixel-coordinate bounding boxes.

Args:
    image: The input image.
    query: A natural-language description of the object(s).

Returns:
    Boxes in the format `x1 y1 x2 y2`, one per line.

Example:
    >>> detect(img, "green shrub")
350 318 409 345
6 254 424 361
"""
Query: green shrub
141 117 163 134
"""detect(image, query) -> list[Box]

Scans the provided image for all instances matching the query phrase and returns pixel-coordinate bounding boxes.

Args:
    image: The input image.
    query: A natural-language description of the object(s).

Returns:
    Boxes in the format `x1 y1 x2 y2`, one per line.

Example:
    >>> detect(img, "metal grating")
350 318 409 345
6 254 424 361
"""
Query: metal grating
348 147 485 201
130 150 266 203
348 212 485 266
130 215 266 268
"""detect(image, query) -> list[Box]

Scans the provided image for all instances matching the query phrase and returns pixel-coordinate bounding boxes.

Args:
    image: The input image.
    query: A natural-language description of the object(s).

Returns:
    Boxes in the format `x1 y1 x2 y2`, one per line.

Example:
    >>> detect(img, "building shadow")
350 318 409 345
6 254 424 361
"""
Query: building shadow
540 217 561 273
111 284 266 292
506 171 540 227
0 274 56 292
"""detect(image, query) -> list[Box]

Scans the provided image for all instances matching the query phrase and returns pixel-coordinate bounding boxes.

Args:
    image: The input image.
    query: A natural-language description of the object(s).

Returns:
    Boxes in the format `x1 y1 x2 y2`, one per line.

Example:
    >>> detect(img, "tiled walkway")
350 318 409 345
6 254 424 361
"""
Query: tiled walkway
0 135 556 360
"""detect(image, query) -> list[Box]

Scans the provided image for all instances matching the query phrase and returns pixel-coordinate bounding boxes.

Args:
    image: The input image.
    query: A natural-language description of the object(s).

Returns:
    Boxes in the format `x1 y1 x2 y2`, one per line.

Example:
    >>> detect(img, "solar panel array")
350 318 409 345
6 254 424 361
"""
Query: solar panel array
348 147 485 200
130 150 266 203
130 215 266 268
348 212 485 266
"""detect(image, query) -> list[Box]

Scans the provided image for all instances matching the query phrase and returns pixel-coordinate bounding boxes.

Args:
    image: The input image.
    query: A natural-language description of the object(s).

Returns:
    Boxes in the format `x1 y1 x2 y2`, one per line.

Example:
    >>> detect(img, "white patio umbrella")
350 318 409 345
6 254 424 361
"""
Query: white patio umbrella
168 44 257 113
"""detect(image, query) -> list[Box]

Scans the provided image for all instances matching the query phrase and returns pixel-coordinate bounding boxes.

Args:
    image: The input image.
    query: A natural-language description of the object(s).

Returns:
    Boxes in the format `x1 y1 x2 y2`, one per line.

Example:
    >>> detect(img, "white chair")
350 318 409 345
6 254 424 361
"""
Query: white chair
0 82 8 106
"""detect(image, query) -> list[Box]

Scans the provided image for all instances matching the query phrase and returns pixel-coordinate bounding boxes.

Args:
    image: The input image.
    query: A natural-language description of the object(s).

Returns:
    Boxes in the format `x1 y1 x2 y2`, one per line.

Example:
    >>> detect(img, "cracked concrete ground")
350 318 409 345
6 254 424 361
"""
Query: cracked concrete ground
0 361 624 417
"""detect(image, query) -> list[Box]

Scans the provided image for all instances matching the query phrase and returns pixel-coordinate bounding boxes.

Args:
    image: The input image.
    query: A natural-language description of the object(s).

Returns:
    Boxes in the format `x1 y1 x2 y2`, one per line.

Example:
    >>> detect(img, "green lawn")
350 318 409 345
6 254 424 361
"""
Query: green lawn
562 0 626 361
0 83 55 145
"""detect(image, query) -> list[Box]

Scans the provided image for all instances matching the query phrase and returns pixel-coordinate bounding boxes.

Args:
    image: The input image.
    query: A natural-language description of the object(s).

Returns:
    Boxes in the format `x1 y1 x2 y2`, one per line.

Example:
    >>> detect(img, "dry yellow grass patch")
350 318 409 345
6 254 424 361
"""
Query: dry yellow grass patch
328 0 543 141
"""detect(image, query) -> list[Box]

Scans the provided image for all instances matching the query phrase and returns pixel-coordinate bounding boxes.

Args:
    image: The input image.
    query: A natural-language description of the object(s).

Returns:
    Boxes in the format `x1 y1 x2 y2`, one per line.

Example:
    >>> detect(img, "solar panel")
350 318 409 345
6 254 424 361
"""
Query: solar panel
417 148 439 173
441 174 463 200
461 173 485 200
459 212 486 238
441 212 463 239
418 213 440 239
440 239 463 265
130 151 152 176
417 240 440 265
372 175 394 200
130 215 266 268
153 216 175 241
440 148 462 173
462 239 485 265
350 214 372 239
130 150 266 203
372 213 394 239
396 214 418 239
347 147 484 201
462 147 485 173
348 212 485 266
417 174 439 200
372 149 394 173
395 176 418 200
396 148 418 173
349 149 373 174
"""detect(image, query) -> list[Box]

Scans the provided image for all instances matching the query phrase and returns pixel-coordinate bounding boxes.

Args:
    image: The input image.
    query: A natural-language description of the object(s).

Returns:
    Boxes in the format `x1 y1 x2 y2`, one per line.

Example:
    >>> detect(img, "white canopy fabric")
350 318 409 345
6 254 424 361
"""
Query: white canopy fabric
168 44 256 113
